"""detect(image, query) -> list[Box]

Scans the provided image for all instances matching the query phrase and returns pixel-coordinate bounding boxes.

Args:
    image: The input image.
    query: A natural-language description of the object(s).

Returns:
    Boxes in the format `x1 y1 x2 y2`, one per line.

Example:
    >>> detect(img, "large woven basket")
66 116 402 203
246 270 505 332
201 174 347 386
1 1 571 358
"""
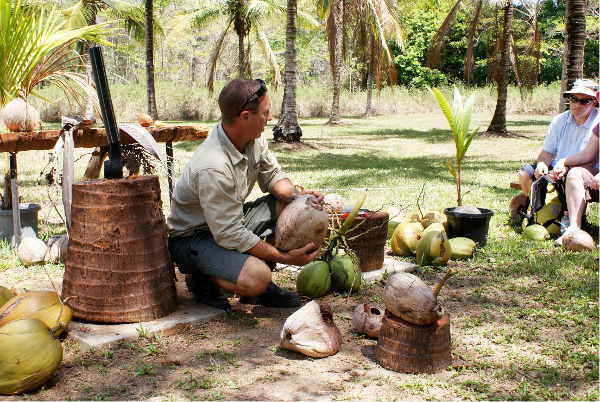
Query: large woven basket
62 175 177 323
344 210 388 272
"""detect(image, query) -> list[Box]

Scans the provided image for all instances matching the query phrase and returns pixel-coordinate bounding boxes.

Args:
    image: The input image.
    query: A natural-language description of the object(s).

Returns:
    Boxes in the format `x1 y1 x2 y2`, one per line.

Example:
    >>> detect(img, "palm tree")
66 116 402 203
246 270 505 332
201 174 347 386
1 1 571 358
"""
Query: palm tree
273 0 301 142
0 0 107 108
326 0 343 124
186 0 284 93
350 0 402 116
145 0 157 120
464 0 483 84
486 1 512 134
559 0 586 111
425 0 463 70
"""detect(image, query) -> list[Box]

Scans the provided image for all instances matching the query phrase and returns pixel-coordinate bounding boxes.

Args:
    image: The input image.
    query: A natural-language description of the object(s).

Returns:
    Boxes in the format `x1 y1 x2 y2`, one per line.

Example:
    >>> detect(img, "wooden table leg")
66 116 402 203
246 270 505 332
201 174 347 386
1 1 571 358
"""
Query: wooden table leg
9 152 21 246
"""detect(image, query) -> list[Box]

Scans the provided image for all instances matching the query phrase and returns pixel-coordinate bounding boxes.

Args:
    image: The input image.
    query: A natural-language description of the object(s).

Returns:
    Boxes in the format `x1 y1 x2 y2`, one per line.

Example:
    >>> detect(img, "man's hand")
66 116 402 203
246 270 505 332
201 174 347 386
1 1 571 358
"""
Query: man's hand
590 174 600 190
534 161 549 179
300 189 324 203
283 242 320 266
550 158 567 180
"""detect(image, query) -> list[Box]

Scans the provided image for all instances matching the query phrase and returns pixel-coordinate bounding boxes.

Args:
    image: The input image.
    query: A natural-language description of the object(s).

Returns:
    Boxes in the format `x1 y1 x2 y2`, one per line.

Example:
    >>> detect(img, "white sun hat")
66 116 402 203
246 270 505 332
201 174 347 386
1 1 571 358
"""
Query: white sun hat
563 79 599 98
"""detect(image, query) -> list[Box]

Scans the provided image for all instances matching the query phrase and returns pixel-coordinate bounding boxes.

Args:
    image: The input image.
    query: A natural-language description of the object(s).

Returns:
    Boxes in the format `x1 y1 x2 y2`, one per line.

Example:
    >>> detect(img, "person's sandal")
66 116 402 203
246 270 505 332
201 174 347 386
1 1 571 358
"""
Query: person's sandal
185 274 231 311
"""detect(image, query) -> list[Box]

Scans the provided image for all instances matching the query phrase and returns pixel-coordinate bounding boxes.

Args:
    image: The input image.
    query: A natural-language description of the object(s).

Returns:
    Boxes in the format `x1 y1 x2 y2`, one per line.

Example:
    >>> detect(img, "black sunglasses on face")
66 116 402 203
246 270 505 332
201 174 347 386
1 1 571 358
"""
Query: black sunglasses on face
568 95 596 105
238 79 267 115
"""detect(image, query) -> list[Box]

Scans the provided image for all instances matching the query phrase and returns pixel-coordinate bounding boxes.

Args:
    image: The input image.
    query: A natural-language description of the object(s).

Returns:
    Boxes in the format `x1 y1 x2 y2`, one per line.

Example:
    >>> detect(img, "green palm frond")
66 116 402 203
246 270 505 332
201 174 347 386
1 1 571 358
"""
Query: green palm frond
255 26 281 91
0 0 109 107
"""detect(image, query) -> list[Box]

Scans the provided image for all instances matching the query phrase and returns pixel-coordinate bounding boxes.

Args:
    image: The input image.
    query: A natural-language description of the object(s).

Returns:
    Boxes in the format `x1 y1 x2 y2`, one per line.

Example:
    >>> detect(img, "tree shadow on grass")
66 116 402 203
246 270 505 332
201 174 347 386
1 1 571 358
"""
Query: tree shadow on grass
277 152 526 190
320 128 454 144
506 119 550 128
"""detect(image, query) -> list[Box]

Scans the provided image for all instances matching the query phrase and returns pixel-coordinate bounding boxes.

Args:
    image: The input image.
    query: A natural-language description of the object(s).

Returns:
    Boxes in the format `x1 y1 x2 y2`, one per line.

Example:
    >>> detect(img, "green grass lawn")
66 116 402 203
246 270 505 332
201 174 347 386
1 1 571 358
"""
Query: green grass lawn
0 112 598 400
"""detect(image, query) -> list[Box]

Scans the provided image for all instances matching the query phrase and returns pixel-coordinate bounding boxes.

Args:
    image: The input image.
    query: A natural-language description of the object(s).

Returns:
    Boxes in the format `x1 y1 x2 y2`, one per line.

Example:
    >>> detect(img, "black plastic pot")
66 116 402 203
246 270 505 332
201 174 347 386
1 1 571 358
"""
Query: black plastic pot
443 207 494 246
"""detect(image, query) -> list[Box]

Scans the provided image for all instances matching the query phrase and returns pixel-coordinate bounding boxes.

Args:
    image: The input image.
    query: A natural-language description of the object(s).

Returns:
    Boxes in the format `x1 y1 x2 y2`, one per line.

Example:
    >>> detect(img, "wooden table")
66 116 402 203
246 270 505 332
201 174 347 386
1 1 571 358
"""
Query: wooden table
0 125 208 152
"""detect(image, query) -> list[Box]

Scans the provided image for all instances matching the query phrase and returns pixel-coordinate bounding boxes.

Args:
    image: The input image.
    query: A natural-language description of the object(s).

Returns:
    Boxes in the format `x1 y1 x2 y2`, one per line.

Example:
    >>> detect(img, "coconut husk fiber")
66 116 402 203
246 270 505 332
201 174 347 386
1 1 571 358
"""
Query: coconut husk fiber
61 175 176 323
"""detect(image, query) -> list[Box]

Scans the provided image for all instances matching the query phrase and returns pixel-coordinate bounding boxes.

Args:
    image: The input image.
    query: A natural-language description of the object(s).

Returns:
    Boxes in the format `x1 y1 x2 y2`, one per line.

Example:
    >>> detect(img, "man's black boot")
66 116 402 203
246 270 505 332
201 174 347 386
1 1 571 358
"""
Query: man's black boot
240 282 301 308
185 274 231 311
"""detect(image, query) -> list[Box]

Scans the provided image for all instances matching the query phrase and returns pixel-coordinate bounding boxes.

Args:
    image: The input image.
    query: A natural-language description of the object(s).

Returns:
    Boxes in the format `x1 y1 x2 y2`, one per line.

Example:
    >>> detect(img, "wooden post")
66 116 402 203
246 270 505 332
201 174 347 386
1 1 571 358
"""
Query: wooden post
9 153 21 246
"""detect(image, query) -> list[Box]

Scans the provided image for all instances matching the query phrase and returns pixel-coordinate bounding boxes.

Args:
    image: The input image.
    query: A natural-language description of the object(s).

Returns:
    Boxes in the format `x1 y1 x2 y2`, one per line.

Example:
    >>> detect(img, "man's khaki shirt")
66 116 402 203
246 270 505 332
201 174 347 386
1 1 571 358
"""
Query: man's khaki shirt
167 123 289 252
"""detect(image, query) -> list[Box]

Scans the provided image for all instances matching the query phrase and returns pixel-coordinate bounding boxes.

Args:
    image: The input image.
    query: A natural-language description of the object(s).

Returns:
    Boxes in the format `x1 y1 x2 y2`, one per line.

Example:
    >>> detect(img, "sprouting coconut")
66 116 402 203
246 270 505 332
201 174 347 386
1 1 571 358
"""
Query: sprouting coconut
0 97 41 132
383 272 452 325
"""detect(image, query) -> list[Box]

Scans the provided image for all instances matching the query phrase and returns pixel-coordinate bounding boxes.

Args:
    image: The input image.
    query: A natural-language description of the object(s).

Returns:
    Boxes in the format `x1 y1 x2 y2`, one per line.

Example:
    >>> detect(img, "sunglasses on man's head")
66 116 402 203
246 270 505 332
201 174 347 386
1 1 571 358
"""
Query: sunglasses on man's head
568 95 596 105
238 79 267 115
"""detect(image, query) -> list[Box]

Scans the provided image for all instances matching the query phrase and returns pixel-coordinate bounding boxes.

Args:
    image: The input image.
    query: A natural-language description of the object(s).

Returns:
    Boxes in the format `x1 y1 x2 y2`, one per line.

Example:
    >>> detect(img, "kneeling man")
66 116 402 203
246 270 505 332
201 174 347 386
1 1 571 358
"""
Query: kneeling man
167 79 321 310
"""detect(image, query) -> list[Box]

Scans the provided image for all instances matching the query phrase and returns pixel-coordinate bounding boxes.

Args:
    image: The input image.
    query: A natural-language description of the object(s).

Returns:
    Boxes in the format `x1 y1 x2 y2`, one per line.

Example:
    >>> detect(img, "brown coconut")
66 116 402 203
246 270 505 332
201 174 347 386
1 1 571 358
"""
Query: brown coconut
421 211 448 230
280 301 342 358
17 237 48 266
275 194 329 251
352 304 383 338
137 113 154 127
0 98 41 132
563 229 596 251
44 234 68 263
383 272 451 325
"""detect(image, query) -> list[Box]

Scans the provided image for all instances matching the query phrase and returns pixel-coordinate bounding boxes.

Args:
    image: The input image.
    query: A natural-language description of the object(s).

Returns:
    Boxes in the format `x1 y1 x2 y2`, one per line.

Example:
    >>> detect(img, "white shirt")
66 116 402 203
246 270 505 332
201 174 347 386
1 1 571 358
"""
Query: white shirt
543 108 599 167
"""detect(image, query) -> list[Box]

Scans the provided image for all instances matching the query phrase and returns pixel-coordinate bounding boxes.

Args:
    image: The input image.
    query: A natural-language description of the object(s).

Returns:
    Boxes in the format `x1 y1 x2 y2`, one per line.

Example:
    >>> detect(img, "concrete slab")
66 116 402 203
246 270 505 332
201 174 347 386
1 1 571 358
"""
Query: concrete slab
66 275 225 351
68 301 224 352
361 256 418 282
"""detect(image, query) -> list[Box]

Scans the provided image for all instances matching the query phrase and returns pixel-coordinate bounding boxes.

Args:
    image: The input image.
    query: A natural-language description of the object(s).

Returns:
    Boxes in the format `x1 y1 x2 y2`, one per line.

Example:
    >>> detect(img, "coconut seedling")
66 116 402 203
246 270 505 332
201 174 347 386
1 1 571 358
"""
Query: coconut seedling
430 87 480 207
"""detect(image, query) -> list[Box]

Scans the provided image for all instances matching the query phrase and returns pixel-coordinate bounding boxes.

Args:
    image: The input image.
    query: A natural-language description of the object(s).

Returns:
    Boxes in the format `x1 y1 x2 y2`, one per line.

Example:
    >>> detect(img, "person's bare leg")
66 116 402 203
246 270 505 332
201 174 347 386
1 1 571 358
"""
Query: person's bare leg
519 169 533 195
565 167 589 230
213 256 271 297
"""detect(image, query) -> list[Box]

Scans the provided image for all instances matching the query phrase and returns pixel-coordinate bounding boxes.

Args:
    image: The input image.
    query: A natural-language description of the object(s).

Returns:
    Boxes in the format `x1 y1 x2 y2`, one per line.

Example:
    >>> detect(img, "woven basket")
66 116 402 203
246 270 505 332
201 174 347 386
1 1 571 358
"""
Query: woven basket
344 210 388 272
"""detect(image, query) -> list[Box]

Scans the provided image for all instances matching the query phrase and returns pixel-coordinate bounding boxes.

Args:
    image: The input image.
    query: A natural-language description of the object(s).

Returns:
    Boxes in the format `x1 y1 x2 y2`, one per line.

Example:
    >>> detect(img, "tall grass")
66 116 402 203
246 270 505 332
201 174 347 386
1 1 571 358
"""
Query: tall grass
31 82 562 123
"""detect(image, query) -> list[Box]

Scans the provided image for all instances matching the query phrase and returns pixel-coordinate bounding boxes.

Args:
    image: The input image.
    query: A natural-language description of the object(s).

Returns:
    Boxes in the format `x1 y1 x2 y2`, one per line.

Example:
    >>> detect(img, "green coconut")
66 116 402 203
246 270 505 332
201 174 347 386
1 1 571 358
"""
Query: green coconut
449 237 476 259
416 229 451 266
330 255 361 293
391 221 424 256
296 260 331 298
0 286 14 308
0 291 72 336
523 224 550 241
0 318 63 395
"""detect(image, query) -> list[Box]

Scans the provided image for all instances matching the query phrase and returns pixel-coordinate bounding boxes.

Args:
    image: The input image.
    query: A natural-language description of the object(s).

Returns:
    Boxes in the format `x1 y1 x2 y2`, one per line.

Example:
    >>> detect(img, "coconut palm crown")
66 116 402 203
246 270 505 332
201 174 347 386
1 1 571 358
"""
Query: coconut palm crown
0 0 110 108
430 87 479 206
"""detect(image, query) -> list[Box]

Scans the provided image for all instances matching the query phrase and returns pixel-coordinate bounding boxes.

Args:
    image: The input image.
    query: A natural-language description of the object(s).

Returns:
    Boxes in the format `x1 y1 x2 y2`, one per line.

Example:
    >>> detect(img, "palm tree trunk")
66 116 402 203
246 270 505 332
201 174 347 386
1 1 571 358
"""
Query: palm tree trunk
238 31 246 78
364 36 374 116
273 0 302 143
560 0 586 112
464 0 483 85
145 0 158 120
487 2 512 134
327 0 343 125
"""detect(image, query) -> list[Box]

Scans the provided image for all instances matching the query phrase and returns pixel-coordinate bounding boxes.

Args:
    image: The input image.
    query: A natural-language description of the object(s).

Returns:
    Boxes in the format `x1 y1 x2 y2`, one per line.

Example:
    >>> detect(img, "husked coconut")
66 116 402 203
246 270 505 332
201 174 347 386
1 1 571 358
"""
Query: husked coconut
352 304 383 338
453 205 481 214
44 234 68 263
280 301 342 358
383 272 451 325
275 194 329 251
563 229 596 251
17 237 48 266
0 98 41 132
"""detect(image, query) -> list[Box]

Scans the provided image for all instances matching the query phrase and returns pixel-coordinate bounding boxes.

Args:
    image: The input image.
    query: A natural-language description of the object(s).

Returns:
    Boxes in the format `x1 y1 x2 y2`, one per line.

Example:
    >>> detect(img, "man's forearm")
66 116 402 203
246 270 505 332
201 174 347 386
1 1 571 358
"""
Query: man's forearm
270 178 298 203
536 151 554 166
247 239 289 264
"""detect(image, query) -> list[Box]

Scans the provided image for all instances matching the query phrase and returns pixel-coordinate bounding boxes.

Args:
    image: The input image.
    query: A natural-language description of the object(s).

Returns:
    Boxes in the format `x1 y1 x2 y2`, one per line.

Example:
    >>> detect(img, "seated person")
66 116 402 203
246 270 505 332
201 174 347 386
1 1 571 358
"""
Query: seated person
511 79 599 224
167 79 321 310
550 93 599 245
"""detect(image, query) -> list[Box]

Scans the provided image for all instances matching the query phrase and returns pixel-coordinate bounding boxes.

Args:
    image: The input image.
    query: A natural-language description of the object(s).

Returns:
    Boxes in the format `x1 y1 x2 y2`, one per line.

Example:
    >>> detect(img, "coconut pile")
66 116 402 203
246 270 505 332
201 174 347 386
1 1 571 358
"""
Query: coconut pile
389 209 476 266
0 287 72 395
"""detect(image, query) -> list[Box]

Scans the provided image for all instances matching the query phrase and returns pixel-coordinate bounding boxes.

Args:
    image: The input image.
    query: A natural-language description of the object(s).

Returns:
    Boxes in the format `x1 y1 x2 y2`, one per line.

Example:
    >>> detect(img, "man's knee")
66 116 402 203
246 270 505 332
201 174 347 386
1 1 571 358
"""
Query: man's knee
236 257 271 296
566 167 587 184
518 169 532 192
